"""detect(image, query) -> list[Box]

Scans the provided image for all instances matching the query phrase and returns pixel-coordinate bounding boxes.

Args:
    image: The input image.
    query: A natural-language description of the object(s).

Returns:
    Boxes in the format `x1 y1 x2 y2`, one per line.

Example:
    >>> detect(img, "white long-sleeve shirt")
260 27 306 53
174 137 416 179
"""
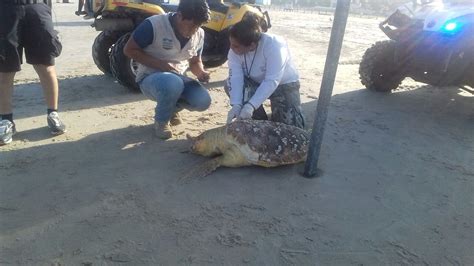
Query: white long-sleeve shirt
227 33 299 108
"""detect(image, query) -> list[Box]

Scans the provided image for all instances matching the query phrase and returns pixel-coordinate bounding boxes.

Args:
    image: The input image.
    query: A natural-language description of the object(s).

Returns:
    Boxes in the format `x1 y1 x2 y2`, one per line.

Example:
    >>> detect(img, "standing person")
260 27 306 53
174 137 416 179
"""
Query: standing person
225 14 305 129
124 0 211 139
0 0 67 146
75 0 86 15
75 0 93 19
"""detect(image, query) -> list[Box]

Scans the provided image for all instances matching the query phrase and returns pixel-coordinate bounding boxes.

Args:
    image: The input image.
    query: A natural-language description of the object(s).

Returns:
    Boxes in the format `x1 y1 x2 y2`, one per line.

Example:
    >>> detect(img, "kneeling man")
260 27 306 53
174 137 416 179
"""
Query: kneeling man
124 0 211 139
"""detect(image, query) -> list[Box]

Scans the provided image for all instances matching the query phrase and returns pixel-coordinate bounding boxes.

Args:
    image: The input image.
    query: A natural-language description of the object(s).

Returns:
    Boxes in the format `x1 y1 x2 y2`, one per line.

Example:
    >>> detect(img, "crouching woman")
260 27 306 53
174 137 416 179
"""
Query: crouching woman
225 14 305 128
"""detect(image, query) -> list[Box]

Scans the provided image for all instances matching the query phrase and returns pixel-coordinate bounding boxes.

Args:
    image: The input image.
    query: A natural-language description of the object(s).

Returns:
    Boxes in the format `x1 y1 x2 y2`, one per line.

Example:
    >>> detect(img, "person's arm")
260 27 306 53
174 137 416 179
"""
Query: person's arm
123 20 178 73
247 40 288 109
188 33 209 82
228 49 245 106
188 48 210 82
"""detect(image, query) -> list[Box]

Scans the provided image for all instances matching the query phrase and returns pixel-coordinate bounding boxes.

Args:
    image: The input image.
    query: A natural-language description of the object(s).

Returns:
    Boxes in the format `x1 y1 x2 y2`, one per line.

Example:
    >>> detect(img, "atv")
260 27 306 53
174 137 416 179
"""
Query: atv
78 0 271 92
359 0 474 92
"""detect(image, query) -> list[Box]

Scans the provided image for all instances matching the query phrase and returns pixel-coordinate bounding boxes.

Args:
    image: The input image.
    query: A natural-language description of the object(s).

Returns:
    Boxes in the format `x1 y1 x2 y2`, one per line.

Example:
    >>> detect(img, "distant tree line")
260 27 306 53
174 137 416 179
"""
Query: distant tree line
271 0 409 11
358 0 408 13
271 0 331 7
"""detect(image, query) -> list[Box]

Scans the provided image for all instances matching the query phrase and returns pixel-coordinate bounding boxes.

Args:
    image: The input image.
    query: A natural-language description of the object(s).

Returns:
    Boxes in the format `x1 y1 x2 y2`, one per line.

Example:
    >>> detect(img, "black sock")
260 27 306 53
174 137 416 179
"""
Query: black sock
47 109 57 115
1 113 13 123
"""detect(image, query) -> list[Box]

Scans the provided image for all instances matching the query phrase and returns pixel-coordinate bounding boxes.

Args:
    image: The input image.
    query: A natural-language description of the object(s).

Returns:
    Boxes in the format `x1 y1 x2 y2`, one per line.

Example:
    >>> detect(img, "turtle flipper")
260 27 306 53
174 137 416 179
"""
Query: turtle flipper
180 157 222 182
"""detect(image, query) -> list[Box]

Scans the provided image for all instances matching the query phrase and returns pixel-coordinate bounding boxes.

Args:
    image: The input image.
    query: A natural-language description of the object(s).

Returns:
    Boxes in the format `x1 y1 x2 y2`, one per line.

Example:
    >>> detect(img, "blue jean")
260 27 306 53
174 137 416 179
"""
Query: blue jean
139 72 211 123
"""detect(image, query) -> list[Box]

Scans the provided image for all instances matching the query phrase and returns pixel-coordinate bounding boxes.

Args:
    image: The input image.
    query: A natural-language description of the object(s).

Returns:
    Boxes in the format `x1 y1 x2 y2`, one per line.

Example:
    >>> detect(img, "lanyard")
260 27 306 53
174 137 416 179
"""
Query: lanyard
242 43 259 105
243 42 259 78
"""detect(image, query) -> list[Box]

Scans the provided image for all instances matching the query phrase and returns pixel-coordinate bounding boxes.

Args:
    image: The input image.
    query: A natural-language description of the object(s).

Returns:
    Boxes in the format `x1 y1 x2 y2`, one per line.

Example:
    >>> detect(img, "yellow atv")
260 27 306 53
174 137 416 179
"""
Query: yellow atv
79 0 271 91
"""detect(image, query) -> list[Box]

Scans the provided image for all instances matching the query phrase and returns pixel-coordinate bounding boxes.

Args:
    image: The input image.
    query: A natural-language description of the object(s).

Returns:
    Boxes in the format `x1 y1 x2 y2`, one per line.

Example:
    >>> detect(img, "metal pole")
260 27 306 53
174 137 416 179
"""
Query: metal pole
303 0 351 178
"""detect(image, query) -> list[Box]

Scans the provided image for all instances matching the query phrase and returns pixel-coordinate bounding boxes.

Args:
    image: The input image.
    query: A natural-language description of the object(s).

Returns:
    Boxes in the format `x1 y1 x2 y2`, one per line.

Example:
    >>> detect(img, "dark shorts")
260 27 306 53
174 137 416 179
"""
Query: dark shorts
0 2 62 72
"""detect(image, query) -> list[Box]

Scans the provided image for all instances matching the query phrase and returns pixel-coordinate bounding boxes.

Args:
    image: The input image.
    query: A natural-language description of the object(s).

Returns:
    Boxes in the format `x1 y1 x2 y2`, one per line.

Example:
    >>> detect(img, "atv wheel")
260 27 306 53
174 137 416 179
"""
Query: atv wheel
92 31 123 75
110 33 140 92
467 63 474 87
202 28 229 68
359 40 404 92
203 57 228 68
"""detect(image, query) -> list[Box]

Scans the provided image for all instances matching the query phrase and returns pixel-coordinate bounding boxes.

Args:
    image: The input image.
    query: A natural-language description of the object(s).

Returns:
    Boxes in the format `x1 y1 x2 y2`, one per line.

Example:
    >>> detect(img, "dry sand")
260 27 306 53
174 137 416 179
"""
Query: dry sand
1 3 473 265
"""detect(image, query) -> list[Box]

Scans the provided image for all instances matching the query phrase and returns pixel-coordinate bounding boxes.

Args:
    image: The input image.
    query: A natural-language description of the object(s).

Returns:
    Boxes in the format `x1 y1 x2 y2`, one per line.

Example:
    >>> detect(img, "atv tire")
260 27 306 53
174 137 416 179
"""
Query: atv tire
467 62 474 87
359 40 404 92
202 28 230 68
110 33 140 92
92 31 124 75
203 57 228 68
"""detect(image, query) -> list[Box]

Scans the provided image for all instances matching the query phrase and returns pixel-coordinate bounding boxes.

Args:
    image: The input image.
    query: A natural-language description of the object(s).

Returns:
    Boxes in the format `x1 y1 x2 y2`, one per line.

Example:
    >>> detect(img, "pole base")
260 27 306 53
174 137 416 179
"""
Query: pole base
301 168 323 179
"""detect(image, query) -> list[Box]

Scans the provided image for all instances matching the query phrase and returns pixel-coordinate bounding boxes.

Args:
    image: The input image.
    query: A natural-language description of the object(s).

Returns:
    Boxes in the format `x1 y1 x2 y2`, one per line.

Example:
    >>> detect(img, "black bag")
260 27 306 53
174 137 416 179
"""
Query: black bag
242 75 260 102
243 75 268 120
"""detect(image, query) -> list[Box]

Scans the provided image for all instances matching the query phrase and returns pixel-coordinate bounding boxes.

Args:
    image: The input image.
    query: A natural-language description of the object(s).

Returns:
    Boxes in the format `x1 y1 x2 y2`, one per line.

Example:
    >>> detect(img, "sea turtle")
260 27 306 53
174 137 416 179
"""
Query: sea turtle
187 119 310 177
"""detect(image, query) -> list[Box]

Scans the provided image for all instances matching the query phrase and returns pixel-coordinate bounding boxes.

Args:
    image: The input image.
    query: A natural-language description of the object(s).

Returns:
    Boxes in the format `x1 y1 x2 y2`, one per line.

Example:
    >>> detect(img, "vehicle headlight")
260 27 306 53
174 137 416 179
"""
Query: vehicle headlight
442 19 462 34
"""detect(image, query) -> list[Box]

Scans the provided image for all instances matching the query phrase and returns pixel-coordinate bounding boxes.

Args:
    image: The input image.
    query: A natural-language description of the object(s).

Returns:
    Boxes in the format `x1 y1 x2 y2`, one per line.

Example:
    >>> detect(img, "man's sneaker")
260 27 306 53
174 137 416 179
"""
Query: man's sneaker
154 122 173 139
47 112 67 135
75 10 87 16
170 112 183 126
0 120 16 146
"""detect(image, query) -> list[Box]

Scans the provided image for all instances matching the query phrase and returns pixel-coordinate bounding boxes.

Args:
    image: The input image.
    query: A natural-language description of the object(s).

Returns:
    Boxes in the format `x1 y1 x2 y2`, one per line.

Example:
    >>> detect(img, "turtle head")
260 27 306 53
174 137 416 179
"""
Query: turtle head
188 128 224 157
189 134 206 154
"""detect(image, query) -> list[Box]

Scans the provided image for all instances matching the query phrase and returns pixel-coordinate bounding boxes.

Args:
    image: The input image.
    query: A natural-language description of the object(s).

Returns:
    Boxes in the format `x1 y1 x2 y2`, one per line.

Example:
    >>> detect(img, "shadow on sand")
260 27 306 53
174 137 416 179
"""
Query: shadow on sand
12 74 229 121
12 74 144 120
1 83 472 264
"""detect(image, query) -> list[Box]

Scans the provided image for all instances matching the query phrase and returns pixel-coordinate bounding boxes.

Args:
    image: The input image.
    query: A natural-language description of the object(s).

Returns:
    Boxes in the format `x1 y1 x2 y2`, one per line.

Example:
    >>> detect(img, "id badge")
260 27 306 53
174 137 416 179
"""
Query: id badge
243 76 256 103
243 85 252 103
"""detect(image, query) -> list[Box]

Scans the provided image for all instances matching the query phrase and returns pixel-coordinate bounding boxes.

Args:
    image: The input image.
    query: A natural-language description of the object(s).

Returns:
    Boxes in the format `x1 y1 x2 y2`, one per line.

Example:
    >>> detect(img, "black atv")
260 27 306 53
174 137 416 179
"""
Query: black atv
359 0 474 92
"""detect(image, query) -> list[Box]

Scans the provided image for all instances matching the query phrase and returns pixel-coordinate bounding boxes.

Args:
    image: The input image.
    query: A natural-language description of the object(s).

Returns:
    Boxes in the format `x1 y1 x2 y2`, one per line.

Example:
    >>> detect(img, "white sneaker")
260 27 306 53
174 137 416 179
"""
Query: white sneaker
0 120 15 146
47 112 67 135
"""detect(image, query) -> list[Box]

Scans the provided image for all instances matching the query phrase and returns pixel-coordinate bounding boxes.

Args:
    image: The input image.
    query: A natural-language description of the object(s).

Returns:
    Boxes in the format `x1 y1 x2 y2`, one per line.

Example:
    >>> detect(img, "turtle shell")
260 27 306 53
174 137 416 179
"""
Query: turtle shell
226 120 309 166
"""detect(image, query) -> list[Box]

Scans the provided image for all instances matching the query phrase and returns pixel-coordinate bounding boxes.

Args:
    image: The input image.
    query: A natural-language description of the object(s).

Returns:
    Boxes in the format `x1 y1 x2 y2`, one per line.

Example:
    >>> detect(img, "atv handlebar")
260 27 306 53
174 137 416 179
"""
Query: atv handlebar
379 21 399 40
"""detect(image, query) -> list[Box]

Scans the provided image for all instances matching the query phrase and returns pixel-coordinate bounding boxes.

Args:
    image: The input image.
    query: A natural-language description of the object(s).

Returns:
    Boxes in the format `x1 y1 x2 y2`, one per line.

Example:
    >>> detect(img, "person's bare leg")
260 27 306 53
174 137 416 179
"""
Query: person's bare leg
33 64 58 110
0 72 16 115
33 64 66 134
